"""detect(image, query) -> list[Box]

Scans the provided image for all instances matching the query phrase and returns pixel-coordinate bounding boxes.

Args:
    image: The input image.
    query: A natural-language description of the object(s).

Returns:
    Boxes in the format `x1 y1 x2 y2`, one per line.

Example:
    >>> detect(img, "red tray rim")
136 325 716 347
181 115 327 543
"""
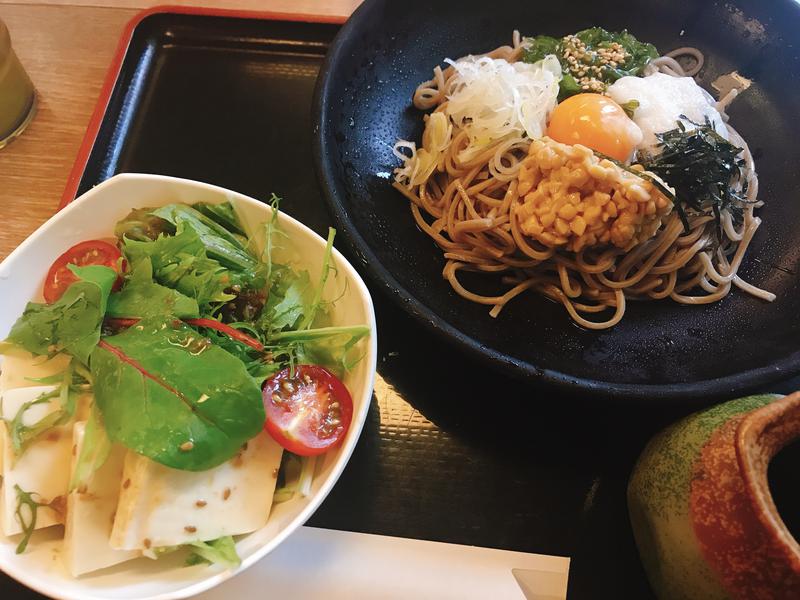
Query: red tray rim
59 4 346 209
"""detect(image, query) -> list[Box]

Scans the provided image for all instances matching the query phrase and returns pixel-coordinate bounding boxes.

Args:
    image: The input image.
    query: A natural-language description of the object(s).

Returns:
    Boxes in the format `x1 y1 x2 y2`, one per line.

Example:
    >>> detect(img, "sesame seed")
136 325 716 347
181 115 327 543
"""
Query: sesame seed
184 525 197 533
123 478 131 489
223 487 231 500
180 441 194 452
144 538 151 549
195 500 207 508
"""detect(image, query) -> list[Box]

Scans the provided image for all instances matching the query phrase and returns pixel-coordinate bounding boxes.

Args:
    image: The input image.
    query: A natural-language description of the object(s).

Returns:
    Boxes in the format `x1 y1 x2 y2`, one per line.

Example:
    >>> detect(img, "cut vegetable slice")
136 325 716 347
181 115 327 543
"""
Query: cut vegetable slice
63 422 139 576
110 430 283 550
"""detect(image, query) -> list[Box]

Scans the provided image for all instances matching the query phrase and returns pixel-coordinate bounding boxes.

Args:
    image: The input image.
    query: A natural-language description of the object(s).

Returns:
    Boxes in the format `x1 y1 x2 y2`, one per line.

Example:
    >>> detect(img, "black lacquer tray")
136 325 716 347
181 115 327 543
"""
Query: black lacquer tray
3 8 799 599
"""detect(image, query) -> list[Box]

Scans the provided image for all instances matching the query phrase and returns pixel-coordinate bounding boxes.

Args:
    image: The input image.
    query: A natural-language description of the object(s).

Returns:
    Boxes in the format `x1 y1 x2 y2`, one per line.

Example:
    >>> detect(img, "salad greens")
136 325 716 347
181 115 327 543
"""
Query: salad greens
69 405 112 492
2 198 368 475
106 258 199 319
5 265 117 364
523 27 658 97
194 202 246 237
152 204 259 273
185 536 241 568
13 485 44 554
91 317 265 471
122 223 239 309
6 364 79 458
151 535 242 569
113 207 174 242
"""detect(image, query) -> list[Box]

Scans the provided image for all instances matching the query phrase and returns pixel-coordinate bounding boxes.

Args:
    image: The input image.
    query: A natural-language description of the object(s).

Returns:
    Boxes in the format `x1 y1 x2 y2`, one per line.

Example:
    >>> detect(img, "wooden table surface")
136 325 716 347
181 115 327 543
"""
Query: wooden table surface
0 0 359 261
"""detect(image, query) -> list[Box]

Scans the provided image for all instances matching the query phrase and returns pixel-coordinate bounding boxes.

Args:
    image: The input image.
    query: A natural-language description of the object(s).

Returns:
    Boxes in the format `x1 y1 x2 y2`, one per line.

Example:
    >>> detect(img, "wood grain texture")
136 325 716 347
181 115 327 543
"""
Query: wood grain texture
0 4 137 260
0 0 361 16
0 1 358 261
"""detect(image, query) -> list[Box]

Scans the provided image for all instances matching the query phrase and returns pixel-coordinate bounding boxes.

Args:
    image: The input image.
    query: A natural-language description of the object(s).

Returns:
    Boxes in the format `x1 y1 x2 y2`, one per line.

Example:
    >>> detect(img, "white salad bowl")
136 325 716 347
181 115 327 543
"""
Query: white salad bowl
0 173 378 600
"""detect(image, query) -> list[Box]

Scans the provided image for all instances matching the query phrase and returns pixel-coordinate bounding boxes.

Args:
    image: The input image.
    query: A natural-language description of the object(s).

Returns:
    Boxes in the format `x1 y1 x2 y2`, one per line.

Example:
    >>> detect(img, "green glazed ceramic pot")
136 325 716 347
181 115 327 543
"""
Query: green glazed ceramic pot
628 393 800 599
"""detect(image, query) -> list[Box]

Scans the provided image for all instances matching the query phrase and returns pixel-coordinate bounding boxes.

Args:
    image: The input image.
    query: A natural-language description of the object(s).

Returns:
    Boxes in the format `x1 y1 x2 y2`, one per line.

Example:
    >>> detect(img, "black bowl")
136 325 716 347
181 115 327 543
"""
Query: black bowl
313 0 800 402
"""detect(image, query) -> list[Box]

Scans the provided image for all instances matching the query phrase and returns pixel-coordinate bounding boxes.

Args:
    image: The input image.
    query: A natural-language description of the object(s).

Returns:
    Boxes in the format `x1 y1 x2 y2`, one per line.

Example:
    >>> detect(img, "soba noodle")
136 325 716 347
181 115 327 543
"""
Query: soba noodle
392 33 774 329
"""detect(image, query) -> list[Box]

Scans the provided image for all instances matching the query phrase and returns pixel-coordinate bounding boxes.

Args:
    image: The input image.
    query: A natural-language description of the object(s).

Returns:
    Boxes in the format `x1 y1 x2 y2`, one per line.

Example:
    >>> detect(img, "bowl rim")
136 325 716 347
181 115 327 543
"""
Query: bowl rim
0 173 378 600
310 0 800 404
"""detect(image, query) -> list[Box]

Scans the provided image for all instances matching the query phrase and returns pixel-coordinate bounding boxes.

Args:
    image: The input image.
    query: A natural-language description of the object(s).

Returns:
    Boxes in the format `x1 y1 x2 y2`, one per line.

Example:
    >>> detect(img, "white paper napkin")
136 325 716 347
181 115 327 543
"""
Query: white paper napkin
197 526 570 600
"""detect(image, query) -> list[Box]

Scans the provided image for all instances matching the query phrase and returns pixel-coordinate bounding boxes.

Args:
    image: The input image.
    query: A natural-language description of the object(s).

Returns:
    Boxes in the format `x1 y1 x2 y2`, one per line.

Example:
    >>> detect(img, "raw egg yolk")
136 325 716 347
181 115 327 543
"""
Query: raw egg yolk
546 94 642 162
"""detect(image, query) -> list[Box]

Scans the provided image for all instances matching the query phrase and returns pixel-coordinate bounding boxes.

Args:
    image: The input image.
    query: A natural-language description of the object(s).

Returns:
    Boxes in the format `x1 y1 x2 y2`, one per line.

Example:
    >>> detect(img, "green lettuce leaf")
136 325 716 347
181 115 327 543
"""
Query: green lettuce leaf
258 227 336 335
107 258 199 319
114 207 175 242
90 317 264 471
196 326 281 385
152 204 258 272
5 265 117 363
185 536 241 569
259 195 284 284
69 404 112 491
260 266 313 333
122 223 235 309
192 202 246 237
273 325 370 377
298 228 336 330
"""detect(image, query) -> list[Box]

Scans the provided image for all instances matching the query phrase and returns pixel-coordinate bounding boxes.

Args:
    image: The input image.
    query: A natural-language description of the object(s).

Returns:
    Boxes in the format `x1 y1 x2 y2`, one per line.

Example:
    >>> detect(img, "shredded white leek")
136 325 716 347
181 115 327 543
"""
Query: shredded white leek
444 55 561 161
394 55 562 185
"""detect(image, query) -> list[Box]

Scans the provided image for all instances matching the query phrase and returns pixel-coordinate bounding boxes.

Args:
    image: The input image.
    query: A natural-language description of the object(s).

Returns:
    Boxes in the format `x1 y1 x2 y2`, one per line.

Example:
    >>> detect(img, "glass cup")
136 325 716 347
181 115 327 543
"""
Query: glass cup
0 19 36 149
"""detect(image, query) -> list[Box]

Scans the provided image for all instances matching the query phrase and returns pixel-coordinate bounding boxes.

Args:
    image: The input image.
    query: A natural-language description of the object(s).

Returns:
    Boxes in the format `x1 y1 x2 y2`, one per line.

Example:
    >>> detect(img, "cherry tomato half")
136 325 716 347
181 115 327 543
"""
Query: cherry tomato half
43 240 124 303
262 365 354 456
